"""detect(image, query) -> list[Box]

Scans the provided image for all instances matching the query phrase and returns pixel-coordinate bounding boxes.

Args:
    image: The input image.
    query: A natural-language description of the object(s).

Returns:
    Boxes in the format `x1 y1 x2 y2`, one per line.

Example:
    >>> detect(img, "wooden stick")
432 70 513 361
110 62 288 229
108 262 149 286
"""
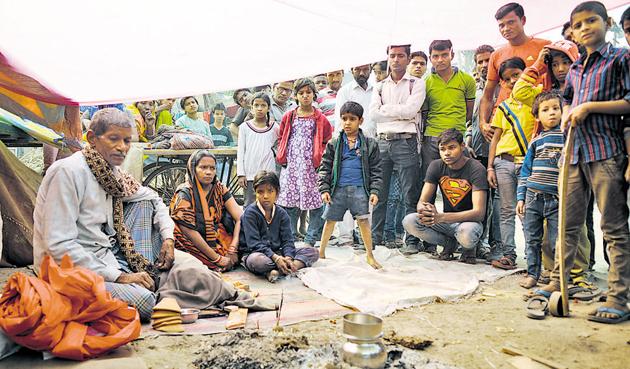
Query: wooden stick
556 125 575 315
501 346 568 369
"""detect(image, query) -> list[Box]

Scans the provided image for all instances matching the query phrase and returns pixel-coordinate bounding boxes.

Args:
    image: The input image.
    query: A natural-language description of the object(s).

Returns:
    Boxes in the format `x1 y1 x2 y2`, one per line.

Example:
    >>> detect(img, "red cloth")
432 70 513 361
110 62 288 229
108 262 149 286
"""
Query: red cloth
0 255 140 360
276 108 332 168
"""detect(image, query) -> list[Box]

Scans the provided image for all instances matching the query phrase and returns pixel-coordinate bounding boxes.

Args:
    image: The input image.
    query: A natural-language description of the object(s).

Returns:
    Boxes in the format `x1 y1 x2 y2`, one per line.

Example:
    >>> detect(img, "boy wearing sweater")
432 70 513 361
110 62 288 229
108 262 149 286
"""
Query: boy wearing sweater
318 101 383 269
516 92 564 289
240 171 319 283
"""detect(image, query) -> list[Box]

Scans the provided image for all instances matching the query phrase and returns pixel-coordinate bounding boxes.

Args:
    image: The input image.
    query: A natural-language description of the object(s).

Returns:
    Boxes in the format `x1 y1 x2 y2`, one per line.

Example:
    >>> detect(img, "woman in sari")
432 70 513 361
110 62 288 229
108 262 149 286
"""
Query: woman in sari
171 150 242 271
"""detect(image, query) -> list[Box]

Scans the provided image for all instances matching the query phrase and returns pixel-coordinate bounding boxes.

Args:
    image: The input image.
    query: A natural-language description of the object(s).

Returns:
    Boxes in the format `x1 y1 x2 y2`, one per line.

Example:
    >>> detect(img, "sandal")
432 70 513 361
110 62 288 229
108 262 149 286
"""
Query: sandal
587 306 630 324
568 285 601 301
538 274 551 285
526 295 549 320
522 287 555 301
432 252 455 261
459 255 476 264
491 256 517 270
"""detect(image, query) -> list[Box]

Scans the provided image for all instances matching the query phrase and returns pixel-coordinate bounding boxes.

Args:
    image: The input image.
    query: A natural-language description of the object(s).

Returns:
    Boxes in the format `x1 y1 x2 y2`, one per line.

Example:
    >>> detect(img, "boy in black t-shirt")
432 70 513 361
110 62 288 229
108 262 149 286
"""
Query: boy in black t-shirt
402 128 488 263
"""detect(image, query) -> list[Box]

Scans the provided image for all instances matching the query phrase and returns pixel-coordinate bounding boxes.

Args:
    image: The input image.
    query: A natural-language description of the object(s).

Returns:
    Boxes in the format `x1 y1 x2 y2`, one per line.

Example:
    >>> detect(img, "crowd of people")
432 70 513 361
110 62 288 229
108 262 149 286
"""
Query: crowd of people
35 1 630 325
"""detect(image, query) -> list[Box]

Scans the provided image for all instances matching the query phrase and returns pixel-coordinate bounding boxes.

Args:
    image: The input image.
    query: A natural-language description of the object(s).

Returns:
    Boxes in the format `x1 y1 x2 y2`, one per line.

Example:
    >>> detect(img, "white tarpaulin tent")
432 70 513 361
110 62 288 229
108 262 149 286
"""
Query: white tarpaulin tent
0 0 627 104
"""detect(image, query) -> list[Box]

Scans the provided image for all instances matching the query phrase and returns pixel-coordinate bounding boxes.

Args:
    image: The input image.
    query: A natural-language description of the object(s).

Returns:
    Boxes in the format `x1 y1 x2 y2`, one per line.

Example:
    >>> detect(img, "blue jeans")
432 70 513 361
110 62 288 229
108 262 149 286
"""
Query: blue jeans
478 156 503 259
384 171 405 241
372 137 421 245
523 190 558 279
494 157 521 258
285 206 325 245
402 214 483 252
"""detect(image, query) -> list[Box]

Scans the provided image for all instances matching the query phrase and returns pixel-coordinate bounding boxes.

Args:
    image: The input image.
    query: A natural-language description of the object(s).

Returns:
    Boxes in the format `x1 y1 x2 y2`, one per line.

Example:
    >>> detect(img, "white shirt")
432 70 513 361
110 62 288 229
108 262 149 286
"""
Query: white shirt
334 80 376 137
369 73 426 135
237 120 279 180
33 152 174 282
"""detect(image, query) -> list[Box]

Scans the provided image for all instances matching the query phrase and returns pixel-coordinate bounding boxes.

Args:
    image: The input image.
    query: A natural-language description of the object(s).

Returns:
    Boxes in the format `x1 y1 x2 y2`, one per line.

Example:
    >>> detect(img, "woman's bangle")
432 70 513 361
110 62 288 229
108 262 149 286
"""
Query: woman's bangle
210 254 221 263
487 168 495 171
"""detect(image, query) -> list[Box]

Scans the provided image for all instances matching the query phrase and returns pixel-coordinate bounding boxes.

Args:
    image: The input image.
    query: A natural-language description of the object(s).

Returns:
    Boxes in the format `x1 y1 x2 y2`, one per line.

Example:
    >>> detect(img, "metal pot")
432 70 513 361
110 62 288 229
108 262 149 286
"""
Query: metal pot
342 313 387 369
180 308 199 324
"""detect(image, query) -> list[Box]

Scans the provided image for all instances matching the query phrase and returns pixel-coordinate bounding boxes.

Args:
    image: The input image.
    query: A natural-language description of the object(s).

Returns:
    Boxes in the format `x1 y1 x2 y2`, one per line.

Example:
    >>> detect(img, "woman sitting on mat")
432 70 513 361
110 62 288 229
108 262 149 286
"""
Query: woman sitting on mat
171 149 242 271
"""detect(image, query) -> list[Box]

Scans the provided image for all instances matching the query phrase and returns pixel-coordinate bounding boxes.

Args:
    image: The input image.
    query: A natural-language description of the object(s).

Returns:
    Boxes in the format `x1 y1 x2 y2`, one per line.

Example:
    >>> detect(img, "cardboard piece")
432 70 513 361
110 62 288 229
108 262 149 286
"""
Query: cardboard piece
225 308 248 330
152 298 181 313
150 310 179 319
154 323 184 333
153 317 183 329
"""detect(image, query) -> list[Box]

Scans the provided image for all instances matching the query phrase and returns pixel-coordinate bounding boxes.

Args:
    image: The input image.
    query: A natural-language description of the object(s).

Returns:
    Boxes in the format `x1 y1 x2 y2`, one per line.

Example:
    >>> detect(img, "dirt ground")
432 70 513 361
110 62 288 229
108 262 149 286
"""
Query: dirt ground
130 273 628 369
4 266 626 369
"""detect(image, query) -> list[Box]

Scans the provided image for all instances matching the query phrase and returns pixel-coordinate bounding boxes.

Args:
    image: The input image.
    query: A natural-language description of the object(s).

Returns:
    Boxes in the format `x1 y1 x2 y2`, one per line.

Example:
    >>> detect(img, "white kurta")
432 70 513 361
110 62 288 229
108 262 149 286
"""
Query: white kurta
32 151 174 282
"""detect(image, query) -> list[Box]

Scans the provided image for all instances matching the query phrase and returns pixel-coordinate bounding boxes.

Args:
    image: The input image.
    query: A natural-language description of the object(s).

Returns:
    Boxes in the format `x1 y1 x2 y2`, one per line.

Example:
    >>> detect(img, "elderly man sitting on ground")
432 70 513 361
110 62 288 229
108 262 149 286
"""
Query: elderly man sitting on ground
33 108 270 321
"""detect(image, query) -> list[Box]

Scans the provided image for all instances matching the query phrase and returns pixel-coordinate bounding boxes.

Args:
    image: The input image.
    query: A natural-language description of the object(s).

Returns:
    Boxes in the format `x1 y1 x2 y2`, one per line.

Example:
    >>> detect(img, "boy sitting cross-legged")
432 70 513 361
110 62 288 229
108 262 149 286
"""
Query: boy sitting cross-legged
318 101 383 269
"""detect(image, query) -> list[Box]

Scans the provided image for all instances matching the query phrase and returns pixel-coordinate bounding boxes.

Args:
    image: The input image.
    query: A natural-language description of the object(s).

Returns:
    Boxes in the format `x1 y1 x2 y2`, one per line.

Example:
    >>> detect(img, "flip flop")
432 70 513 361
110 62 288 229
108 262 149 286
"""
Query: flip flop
526 295 549 320
587 307 630 324
523 288 552 301
431 252 455 261
568 285 601 301
491 256 517 270
459 255 477 264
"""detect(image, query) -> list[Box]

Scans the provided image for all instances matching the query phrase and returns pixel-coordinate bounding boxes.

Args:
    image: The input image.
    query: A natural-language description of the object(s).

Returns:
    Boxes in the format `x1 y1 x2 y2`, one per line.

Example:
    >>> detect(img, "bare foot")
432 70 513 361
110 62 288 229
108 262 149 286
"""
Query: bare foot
519 276 537 289
319 250 326 259
266 270 280 283
367 257 382 270
538 280 560 293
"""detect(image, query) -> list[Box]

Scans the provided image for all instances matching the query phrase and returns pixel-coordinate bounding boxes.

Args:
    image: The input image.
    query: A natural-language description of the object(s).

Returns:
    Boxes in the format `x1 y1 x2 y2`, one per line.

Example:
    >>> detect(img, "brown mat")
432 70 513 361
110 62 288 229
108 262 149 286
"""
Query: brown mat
142 269 353 336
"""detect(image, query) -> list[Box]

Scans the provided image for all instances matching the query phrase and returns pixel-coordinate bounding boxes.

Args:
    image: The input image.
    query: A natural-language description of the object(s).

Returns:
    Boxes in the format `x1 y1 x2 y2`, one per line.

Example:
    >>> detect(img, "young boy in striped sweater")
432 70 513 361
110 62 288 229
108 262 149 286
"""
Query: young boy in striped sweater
515 92 564 289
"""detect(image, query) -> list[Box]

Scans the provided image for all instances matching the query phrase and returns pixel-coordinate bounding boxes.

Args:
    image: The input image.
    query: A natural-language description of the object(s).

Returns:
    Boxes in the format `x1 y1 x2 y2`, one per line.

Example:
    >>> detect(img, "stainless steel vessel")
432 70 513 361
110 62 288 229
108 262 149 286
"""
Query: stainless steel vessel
342 313 387 369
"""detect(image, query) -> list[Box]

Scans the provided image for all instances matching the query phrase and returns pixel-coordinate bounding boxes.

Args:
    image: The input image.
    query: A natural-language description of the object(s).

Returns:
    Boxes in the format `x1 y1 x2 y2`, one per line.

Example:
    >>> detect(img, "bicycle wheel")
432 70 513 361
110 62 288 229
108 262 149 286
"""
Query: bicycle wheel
142 162 161 180
142 163 187 205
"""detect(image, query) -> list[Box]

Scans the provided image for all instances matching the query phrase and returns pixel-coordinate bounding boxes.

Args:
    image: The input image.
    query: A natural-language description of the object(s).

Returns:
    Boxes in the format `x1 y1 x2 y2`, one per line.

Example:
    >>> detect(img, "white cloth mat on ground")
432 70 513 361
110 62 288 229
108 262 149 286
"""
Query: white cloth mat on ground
299 246 519 316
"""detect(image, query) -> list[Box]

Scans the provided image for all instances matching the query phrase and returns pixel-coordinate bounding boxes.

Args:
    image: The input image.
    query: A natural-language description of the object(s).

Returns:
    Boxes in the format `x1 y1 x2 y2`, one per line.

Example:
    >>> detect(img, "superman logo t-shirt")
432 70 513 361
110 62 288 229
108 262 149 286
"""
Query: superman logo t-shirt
424 158 488 213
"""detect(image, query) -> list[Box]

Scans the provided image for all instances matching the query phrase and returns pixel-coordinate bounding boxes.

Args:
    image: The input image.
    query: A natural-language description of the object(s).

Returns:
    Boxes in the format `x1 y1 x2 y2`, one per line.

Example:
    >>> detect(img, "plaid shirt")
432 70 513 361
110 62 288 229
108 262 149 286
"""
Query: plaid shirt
563 43 630 164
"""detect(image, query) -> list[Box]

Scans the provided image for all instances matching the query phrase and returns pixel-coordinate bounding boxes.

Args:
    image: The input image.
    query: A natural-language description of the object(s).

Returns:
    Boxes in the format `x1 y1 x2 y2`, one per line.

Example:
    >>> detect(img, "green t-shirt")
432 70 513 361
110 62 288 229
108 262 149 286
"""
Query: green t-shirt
424 68 476 137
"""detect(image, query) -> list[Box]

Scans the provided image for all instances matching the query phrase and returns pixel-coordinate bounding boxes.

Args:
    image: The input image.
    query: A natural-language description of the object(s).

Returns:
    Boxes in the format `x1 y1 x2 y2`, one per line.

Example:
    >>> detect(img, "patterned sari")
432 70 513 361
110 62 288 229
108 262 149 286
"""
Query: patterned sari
170 150 235 271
